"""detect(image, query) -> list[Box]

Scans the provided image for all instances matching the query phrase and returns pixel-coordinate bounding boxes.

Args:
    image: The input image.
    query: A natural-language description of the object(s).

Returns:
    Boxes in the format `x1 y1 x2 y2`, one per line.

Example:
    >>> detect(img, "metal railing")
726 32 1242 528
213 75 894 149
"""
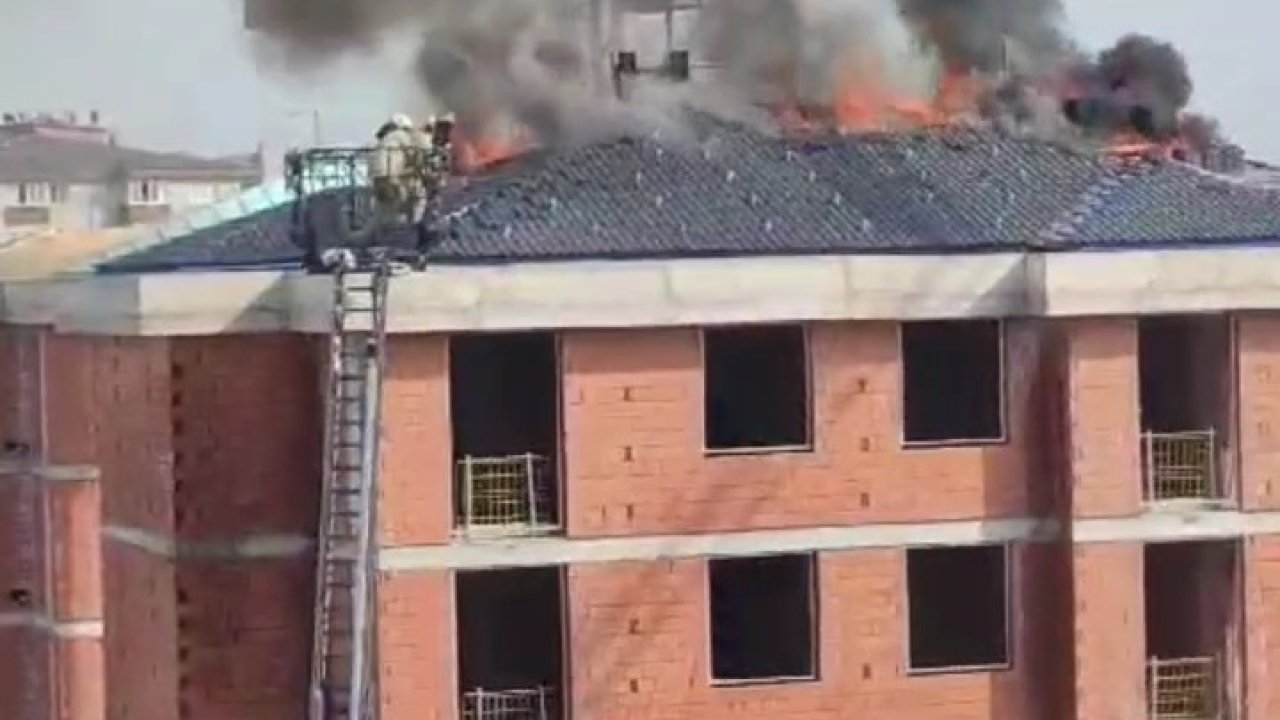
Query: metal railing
284 145 451 251
1147 656 1223 720
461 686 558 720
1142 430 1223 504
455 453 561 536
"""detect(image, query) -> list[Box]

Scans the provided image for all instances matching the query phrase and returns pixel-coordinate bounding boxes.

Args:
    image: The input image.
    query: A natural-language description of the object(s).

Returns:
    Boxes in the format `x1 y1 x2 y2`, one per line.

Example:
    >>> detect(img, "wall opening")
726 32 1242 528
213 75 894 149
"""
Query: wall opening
906 545 1009 672
1137 315 1233 503
708 553 816 683
449 332 562 534
901 319 1003 444
456 567 564 720
702 324 809 452
1143 541 1238 719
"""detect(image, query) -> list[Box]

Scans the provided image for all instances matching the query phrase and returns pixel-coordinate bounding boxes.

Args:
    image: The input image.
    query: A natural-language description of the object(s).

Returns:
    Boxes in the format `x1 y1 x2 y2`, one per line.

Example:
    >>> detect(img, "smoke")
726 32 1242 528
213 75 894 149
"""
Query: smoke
245 0 428 66
246 0 1229 157
895 0 1077 76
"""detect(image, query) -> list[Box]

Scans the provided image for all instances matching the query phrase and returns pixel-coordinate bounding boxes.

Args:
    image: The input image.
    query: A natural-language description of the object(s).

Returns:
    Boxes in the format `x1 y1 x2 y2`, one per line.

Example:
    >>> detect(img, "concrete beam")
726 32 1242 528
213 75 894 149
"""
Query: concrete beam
7 246 1280 335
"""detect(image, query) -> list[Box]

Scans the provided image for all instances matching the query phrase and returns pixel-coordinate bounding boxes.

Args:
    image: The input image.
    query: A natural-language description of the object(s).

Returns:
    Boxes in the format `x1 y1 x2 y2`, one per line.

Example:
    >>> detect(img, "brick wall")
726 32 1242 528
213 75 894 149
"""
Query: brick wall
1061 319 1142 519
1068 542 1145 720
175 559 312 719
379 571 455 720
102 543 177 720
95 336 174 720
92 334 320 720
167 335 320 542
1237 314 1280 510
566 545 1050 720
166 335 318 720
561 321 1042 538
380 335 452 547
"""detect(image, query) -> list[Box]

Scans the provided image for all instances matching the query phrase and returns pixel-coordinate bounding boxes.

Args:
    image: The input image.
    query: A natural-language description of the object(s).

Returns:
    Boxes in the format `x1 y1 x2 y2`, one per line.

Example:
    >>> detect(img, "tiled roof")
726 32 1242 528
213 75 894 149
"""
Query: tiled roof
0 134 260 184
94 121 1280 274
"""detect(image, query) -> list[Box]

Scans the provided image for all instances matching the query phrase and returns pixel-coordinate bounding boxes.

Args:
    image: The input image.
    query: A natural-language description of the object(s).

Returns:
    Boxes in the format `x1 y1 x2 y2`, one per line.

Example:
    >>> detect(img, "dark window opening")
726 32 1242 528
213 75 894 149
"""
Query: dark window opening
1144 541 1236 660
703 325 809 451
902 319 1003 443
907 545 1008 671
709 553 816 682
449 332 560 529
1138 315 1231 434
457 567 564 720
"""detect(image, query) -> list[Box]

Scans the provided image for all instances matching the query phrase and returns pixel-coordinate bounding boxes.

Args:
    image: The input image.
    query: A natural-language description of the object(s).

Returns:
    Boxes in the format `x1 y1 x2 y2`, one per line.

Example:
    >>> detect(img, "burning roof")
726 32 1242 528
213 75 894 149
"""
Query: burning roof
247 0 1231 166
97 119 1280 274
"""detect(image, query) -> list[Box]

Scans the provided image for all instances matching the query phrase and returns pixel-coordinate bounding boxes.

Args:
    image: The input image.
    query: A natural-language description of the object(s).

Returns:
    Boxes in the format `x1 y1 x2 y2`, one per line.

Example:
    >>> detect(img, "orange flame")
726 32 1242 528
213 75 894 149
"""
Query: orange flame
779 59 984 134
454 129 532 173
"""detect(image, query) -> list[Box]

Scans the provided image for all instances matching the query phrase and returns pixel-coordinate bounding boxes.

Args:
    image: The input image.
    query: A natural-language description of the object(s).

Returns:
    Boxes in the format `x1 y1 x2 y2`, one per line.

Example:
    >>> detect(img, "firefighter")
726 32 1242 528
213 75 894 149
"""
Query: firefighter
369 112 429 221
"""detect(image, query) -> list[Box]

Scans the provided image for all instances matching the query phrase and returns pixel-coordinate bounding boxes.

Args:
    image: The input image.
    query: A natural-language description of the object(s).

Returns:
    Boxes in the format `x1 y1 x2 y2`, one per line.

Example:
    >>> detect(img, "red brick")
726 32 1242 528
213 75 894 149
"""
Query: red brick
1245 535 1280 719
53 636 104 720
103 542 178 720
175 557 311 720
47 482 102 622
378 570 455 720
94 337 175 536
168 334 321 541
0 476 45 613
561 321 1044 537
380 335 452 547
0 625 52 720
1238 314 1280 510
1068 543 1145 720
567 547 1048 720
1062 319 1142 518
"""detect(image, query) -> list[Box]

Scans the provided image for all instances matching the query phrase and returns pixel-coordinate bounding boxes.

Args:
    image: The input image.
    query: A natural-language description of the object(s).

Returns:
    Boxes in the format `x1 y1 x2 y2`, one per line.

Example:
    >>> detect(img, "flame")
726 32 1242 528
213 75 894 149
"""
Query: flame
778 59 984 134
454 128 532 173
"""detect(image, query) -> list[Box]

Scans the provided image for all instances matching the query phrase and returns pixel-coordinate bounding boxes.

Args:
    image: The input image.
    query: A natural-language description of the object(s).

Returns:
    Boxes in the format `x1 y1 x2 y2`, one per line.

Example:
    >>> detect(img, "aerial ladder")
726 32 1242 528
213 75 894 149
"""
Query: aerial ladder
285 118 454 720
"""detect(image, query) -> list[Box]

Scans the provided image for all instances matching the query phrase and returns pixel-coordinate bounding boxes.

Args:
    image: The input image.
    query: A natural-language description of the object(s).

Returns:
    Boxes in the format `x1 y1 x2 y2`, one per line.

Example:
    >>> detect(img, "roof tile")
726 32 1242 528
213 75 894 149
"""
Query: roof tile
95 121 1280 274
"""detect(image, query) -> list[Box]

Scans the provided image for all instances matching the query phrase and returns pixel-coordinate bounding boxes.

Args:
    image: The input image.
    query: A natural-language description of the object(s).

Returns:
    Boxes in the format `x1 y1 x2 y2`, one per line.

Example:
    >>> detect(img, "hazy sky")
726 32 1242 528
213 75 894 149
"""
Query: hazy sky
2 0 1278 161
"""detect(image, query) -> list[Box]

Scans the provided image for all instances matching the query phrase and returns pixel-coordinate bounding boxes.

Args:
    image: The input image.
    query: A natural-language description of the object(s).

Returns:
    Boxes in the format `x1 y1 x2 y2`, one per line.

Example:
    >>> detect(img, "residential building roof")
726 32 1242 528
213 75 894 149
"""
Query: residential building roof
0 133 261 184
93 121 1280 274
0 227 144 281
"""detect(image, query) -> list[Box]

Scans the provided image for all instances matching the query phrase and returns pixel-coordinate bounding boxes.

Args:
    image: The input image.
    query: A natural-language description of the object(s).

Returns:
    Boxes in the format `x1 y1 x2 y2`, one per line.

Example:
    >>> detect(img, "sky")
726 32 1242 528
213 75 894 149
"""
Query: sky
2 0 1278 162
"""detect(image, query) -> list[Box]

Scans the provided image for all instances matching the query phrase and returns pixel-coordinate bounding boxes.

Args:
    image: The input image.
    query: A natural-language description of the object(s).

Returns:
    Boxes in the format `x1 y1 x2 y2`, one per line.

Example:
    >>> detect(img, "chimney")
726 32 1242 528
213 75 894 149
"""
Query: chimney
612 51 639 100
433 114 456 148
90 110 100 125
665 50 690 81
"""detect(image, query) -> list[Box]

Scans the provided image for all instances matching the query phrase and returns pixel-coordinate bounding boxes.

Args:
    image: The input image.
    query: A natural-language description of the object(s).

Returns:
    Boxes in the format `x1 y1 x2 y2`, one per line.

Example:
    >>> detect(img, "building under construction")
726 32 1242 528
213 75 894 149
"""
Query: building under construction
6 1 1280 718
4 108 1280 720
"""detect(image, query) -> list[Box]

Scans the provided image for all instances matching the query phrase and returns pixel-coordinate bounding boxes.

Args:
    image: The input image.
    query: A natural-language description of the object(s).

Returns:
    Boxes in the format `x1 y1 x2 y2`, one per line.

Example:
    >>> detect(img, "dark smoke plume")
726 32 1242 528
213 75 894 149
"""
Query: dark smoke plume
246 0 1232 159
246 0 427 64
894 0 1075 75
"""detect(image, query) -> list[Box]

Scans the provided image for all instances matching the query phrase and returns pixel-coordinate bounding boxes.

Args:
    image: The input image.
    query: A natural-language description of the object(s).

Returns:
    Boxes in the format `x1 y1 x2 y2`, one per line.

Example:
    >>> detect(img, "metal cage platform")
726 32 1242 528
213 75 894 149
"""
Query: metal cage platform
285 145 451 269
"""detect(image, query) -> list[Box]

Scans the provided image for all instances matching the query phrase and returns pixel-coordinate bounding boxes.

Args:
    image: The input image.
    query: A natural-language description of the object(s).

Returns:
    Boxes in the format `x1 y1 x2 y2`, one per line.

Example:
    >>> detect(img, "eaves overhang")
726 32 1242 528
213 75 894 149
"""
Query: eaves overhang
6 246 1280 336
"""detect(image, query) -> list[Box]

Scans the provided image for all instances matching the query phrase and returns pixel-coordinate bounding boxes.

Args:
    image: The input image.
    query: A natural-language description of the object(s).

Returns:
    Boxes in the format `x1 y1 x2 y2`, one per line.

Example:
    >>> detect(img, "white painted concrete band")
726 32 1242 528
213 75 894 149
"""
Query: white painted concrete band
10 246 1280 335
101 525 312 560
0 460 100 482
380 518 1060 571
0 612 104 639
1070 509 1280 544
97 509 1280 570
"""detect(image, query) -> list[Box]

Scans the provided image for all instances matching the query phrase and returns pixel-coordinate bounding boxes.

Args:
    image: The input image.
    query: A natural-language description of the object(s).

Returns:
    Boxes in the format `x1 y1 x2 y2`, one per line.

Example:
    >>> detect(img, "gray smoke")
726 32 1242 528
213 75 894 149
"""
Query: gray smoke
1066 34 1194 139
245 0 427 65
895 0 1076 76
247 0 1227 156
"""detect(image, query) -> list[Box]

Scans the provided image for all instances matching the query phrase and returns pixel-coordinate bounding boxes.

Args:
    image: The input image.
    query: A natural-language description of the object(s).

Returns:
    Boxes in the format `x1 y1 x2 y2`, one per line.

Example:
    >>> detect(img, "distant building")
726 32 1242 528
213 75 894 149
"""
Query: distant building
0 111 263 232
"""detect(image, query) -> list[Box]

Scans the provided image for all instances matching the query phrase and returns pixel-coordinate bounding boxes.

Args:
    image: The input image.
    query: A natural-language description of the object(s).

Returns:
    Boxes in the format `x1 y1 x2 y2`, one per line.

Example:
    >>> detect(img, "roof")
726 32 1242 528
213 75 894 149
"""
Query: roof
0 227 146 281
0 134 261 184
93 121 1280 274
